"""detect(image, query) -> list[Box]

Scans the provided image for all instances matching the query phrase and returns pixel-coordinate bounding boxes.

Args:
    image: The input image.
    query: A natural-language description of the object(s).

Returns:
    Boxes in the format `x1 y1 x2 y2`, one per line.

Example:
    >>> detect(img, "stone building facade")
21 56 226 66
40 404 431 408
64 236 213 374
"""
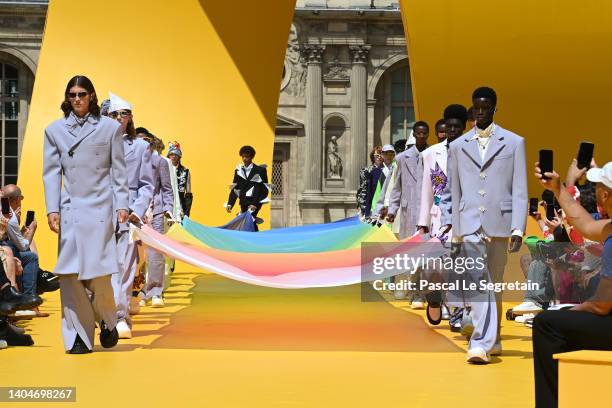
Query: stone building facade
0 1 416 229
0 0 46 185
273 0 416 227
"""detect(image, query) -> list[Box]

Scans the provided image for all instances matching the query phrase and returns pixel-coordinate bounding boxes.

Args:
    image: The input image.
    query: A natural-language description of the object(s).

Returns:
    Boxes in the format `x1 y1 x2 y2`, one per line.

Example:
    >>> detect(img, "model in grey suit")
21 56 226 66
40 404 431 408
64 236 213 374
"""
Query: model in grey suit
388 145 424 240
145 151 174 299
43 112 129 351
441 124 527 358
112 133 153 327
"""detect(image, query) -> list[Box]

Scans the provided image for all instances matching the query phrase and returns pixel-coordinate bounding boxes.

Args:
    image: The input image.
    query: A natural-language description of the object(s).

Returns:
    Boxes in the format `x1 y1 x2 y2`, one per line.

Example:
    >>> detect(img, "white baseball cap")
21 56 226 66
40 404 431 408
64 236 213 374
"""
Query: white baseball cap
381 144 395 152
586 162 612 189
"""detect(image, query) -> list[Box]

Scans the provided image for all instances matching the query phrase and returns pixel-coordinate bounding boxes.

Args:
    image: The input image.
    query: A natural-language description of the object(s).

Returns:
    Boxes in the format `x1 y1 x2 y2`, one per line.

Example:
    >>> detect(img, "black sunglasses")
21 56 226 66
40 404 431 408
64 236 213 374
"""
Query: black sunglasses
110 110 132 118
68 92 89 99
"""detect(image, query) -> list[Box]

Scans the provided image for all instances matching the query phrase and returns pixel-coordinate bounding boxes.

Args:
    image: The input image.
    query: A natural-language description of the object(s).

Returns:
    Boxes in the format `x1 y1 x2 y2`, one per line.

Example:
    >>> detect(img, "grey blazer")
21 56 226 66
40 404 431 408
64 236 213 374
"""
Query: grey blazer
151 152 174 216
43 113 129 279
388 145 424 237
123 136 154 219
440 125 528 238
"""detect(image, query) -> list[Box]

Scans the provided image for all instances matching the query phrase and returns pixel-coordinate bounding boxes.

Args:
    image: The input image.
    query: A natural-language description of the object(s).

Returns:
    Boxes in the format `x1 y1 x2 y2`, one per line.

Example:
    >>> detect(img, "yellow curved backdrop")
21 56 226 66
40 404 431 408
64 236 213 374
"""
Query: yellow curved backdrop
19 0 294 269
400 0 612 186
19 0 612 269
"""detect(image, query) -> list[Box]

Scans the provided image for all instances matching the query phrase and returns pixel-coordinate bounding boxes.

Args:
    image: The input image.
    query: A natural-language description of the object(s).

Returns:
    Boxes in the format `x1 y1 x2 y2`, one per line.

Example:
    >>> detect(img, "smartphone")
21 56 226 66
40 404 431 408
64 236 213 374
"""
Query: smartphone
545 199 557 221
529 198 539 215
1 197 10 216
554 226 571 242
25 210 35 227
576 141 594 170
539 149 553 180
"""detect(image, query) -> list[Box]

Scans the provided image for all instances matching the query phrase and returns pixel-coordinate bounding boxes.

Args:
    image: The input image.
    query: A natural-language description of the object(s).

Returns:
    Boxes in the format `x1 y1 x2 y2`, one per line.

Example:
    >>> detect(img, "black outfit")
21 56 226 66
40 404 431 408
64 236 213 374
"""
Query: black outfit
533 310 612 407
363 166 385 217
176 164 193 217
227 163 269 231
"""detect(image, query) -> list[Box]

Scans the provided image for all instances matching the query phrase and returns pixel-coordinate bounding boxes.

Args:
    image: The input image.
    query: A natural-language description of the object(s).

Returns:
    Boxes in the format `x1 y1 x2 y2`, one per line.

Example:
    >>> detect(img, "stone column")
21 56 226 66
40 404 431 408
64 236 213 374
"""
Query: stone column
301 44 325 192
349 45 370 190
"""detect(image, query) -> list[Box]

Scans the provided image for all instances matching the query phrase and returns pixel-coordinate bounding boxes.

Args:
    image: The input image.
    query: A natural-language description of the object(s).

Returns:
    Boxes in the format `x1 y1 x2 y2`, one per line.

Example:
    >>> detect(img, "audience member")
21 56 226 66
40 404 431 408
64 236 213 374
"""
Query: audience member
532 160 612 408
1 185 40 317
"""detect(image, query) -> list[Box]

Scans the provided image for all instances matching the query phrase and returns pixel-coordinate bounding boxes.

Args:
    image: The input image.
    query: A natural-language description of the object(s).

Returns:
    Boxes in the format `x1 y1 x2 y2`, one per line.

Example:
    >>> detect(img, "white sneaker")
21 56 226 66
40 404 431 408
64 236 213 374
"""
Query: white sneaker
139 299 146 307
490 342 502 356
512 301 543 315
441 305 450 320
515 313 535 324
410 301 425 310
467 347 490 364
14 310 36 317
116 320 132 339
151 295 165 308
129 297 141 315
393 290 408 300
0 339 7 349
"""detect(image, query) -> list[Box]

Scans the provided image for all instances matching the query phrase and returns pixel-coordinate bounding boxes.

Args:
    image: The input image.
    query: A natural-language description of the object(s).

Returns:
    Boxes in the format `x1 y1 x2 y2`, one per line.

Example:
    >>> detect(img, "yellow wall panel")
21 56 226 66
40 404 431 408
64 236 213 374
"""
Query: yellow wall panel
400 0 612 199
18 0 294 268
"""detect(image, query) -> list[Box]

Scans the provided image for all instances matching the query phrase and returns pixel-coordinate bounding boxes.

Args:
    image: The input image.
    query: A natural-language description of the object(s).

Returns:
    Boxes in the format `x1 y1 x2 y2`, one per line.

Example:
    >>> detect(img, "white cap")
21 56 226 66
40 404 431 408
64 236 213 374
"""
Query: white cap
108 91 132 113
382 144 395 152
405 129 416 146
586 162 612 189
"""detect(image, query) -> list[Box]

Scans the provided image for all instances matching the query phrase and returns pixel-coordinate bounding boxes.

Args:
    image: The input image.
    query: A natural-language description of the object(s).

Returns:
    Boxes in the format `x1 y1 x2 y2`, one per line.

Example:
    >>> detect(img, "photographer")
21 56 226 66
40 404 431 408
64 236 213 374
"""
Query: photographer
512 201 558 317
532 160 612 408
1 185 39 307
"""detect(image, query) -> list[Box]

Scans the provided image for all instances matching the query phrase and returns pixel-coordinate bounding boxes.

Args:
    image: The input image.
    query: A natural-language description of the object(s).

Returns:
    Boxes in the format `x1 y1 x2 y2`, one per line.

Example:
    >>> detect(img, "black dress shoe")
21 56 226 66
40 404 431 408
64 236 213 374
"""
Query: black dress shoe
426 302 443 326
68 334 91 354
37 270 60 294
0 319 34 346
99 321 118 348
0 286 42 315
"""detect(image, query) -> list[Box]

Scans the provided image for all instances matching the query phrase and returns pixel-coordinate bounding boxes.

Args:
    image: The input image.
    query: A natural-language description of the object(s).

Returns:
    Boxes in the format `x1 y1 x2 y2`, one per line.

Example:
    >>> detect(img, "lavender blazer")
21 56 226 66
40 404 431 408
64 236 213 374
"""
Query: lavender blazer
150 152 174 216
43 113 129 279
388 145 424 238
440 125 528 238
123 137 154 220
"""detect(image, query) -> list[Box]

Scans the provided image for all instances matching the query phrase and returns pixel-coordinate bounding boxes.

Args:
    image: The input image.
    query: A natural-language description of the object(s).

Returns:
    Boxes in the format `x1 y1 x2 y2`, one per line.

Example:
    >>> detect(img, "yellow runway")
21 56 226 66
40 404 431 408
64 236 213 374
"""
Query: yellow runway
0 270 534 407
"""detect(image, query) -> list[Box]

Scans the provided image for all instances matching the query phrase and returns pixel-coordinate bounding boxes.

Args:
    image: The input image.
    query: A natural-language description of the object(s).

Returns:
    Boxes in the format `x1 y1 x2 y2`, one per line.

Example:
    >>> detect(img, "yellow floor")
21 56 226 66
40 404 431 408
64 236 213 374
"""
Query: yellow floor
0 269 535 407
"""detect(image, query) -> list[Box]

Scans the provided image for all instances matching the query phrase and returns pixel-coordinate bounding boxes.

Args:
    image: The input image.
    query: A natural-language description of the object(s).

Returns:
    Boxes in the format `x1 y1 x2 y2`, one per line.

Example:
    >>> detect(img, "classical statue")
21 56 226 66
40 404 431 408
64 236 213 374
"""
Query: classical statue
284 24 306 97
327 136 343 178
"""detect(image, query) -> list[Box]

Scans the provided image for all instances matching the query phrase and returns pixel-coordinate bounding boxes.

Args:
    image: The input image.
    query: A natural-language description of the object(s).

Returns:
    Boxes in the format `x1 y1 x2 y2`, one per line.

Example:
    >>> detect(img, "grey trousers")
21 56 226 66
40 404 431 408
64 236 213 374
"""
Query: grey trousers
524 259 553 305
113 230 138 325
457 232 508 352
59 274 116 351
145 213 165 299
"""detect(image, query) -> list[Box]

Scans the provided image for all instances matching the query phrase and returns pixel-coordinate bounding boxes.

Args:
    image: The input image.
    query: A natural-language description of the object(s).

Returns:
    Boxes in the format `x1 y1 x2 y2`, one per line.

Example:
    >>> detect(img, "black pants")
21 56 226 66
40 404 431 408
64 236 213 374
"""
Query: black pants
532 310 612 407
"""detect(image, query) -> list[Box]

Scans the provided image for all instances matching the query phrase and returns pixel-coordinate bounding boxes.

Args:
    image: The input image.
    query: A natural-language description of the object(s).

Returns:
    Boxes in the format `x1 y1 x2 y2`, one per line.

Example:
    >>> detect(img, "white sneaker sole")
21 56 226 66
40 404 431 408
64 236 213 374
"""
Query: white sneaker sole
512 308 542 315
117 330 132 339
467 355 489 364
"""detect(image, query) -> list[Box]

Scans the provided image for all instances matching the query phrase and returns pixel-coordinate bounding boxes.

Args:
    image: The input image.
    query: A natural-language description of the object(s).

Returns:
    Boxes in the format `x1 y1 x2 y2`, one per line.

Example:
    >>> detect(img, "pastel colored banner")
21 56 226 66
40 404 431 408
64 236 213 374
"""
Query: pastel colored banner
133 221 443 289
181 216 397 253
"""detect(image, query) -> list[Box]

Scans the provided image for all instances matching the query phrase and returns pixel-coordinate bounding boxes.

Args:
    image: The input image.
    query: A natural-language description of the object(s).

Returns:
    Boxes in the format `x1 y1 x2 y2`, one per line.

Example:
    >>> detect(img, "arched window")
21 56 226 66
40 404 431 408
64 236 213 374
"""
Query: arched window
1 62 20 185
389 65 414 143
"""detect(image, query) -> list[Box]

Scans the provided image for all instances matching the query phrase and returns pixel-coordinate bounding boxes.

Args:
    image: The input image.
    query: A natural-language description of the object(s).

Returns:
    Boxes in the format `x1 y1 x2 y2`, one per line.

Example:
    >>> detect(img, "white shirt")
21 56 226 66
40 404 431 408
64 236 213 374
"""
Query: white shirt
470 123 495 161
242 163 253 179
382 162 392 178
470 123 522 237
7 212 30 252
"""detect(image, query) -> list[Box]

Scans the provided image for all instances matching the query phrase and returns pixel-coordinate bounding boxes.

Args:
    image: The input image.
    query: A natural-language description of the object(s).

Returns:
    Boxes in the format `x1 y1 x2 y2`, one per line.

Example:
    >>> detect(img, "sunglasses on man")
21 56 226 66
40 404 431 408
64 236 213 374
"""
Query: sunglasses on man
110 110 132 119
